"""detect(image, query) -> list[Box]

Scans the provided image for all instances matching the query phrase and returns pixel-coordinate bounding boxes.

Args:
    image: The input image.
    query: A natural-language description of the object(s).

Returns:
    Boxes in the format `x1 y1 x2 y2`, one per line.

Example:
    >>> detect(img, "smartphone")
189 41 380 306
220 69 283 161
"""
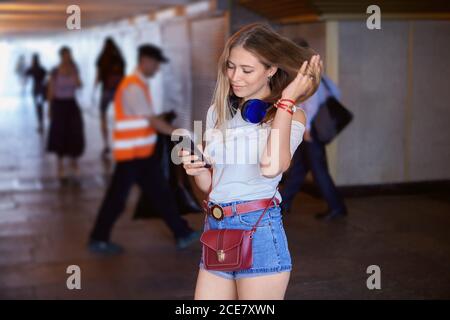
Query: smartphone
178 135 212 168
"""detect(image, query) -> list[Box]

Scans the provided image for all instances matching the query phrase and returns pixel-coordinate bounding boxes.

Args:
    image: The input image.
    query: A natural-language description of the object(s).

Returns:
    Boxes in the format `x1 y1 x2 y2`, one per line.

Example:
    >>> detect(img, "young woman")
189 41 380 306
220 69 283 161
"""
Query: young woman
180 23 322 300
47 46 85 184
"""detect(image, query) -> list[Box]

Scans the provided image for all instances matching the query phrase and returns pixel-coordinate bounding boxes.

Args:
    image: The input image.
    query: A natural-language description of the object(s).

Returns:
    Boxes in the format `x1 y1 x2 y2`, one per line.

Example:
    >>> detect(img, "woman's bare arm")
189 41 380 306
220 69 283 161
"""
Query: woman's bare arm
260 55 321 178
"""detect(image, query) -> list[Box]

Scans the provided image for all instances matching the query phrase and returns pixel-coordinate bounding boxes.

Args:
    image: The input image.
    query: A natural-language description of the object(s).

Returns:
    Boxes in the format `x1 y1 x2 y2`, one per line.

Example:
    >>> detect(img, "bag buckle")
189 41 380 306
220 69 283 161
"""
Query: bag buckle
210 204 224 221
217 249 225 262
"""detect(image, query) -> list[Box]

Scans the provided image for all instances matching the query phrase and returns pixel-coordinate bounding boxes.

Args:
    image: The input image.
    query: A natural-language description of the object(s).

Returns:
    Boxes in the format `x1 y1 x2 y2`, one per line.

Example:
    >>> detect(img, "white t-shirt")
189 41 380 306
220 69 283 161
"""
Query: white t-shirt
204 105 305 203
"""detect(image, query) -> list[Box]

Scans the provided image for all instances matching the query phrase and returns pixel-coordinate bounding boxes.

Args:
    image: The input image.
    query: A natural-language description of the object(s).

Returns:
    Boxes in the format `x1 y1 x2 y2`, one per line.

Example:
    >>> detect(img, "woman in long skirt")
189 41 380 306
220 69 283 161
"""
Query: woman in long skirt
47 46 85 183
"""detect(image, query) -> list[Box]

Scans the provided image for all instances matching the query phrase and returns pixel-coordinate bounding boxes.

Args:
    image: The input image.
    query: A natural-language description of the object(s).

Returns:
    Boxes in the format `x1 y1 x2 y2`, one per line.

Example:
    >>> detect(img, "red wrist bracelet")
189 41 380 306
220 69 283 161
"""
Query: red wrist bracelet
276 102 292 108
279 98 296 105
274 102 294 115
275 99 297 115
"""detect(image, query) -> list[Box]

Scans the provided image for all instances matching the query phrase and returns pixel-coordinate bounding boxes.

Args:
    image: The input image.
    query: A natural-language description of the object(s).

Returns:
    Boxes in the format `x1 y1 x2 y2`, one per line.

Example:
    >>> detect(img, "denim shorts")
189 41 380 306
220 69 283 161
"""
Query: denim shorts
199 200 292 280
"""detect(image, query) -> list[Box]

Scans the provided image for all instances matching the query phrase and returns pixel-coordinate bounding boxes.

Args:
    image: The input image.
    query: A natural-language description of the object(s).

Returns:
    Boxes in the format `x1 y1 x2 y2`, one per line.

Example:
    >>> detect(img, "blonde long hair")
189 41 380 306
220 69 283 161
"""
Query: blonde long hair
211 23 319 129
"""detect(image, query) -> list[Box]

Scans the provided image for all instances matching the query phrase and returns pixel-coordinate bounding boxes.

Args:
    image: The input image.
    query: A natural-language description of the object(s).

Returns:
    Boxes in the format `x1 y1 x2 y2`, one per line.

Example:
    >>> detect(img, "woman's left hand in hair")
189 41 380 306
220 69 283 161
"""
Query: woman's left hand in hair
281 55 322 103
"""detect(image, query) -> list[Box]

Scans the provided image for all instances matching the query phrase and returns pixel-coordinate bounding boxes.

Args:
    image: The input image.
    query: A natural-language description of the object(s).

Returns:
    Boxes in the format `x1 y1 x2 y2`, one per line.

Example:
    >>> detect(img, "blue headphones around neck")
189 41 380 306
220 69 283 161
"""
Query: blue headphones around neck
229 95 271 124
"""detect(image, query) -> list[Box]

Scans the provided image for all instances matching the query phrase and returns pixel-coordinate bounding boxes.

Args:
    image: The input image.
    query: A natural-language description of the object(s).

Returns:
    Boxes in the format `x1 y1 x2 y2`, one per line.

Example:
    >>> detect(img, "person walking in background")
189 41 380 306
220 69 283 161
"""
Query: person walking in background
88 44 200 255
94 37 125 159
15 54 27 96
280 39 347 221
47 46 85 184
25 53 47 133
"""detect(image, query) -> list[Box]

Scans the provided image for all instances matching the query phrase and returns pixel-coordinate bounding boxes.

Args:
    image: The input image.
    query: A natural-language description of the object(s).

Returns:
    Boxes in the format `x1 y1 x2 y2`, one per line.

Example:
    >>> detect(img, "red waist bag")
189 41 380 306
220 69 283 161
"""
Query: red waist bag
200 194 276 272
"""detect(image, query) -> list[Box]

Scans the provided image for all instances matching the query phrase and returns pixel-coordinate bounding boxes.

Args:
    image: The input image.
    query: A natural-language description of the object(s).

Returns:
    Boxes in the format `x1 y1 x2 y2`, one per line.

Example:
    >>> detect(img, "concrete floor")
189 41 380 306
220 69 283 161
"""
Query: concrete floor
0 96 449 299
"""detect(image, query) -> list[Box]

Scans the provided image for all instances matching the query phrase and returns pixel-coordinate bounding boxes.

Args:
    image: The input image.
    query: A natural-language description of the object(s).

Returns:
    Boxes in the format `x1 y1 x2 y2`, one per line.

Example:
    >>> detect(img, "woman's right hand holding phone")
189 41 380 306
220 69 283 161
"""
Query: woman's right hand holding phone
179 146 211 177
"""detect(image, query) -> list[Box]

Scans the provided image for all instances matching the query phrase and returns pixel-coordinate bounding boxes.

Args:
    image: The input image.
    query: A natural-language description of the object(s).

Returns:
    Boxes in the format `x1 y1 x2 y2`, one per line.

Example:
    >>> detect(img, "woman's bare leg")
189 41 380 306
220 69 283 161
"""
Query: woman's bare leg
236 272 290 300
194 269 238 300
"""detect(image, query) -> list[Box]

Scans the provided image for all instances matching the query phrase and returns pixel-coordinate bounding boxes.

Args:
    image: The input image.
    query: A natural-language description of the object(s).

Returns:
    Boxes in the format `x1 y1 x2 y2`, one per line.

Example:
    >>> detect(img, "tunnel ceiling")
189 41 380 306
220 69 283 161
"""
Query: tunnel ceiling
2 0 450 37
238 0 450 23
0 0 193 36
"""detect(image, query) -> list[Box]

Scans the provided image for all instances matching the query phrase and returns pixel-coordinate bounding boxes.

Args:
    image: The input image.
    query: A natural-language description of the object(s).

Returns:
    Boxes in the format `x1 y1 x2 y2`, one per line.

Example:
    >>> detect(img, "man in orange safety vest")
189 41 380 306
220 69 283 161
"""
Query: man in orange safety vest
89 44 200 254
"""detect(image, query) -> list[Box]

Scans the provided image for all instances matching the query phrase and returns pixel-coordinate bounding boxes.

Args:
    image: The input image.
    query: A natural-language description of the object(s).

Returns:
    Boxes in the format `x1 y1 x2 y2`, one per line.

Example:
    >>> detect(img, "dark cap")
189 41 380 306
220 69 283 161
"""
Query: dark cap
138 44 169 63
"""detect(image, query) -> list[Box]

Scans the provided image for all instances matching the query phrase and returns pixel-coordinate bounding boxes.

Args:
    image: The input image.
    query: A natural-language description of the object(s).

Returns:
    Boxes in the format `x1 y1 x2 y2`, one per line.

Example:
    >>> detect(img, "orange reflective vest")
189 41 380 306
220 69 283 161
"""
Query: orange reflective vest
113 74 157 162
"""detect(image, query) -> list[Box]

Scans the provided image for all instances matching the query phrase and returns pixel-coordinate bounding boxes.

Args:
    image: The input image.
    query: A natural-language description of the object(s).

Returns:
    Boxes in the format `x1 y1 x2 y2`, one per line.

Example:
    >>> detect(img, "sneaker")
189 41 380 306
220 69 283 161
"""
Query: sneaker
176 230 202 250
88 240 124 255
